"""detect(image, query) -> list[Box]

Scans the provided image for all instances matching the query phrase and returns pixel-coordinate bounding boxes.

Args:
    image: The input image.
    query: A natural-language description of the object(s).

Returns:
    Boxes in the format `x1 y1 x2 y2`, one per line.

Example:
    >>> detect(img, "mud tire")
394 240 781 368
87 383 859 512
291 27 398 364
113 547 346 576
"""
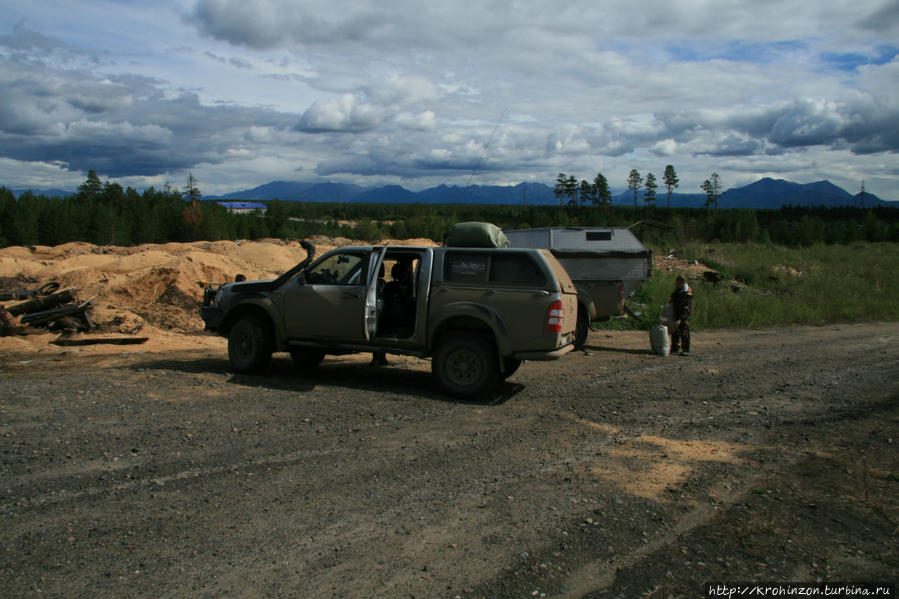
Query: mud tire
228 316 274 374
501 357 522 380
574 305 590 350
432 333 499 400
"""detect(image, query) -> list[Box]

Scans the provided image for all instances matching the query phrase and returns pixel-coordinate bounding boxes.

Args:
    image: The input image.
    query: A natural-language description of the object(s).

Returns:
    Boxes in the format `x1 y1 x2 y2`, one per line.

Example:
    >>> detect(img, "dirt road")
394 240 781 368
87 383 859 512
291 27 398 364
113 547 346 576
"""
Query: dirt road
1 323 897 598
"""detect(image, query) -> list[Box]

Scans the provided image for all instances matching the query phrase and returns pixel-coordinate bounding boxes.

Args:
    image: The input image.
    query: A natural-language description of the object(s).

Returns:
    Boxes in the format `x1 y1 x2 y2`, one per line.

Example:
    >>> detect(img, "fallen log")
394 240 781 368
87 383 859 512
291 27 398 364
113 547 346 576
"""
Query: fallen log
52 334 149 346
20 297 95 328
6 287 78 316
0 281 60 301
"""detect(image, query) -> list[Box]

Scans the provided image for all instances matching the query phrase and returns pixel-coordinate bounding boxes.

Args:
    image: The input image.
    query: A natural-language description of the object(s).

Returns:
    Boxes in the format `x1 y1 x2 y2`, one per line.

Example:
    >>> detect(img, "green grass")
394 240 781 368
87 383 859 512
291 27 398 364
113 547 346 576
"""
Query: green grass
597 242 899 330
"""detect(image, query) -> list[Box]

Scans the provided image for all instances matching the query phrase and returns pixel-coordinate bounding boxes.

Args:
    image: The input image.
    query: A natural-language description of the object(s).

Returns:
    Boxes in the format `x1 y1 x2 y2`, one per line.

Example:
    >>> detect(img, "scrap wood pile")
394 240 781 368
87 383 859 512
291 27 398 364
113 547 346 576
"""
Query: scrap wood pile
0 280 146 345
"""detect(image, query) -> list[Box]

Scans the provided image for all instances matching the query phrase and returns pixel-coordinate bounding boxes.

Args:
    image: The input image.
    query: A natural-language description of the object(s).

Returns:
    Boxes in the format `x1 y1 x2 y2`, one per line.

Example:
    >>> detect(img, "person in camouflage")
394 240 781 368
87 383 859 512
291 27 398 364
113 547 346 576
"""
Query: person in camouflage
670 275 693 355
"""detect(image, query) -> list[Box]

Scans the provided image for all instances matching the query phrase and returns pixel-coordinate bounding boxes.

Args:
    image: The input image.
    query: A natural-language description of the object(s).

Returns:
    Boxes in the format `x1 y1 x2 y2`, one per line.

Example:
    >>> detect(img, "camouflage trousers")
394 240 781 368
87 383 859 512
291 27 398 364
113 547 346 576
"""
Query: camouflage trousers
671 318 690 353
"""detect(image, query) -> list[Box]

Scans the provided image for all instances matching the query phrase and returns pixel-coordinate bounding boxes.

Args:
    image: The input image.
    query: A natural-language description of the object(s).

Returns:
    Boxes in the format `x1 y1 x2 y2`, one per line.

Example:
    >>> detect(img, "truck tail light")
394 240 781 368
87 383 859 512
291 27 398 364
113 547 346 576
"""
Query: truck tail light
546 300 564 332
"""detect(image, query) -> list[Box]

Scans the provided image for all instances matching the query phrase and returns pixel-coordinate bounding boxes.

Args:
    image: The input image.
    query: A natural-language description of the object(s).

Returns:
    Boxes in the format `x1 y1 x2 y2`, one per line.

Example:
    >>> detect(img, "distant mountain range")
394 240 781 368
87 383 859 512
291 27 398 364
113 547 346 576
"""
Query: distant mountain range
207 177 891 209
9 177 893 209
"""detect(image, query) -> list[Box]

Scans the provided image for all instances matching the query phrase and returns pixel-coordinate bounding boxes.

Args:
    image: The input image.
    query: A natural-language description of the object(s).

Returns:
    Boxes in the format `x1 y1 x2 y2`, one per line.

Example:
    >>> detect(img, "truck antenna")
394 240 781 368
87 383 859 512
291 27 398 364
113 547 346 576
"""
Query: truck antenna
465 108 507 189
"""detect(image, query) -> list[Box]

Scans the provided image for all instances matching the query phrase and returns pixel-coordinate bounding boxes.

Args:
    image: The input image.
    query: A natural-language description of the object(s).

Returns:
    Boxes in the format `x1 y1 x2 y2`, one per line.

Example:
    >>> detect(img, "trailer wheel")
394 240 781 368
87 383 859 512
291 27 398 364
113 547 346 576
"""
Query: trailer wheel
574 305 590 350
432 333 499 400
228 316 274 373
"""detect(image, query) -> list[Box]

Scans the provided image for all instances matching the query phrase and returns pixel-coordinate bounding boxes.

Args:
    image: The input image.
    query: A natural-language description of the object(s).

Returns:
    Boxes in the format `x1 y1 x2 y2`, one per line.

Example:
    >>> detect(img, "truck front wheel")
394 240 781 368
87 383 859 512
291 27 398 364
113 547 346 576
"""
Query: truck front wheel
228 316 274 373
432 333 499 400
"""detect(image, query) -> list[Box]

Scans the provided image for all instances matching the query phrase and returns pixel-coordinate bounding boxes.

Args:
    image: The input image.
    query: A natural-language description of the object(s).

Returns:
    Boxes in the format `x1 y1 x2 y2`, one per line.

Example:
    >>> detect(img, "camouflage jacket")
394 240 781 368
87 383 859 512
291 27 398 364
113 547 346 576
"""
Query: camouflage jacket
670 286 693 321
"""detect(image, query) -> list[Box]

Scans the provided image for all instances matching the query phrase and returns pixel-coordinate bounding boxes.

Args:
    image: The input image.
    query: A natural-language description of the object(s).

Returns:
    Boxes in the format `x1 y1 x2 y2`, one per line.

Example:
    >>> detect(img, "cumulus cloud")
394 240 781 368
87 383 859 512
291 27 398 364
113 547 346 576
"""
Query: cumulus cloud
2 1 898 196
396 110 437 131
296 94 385 132
653 96 899 158
190 0 398 50
651 139 677 156
0 28 298 177
190 0 893 51
857 0 899 32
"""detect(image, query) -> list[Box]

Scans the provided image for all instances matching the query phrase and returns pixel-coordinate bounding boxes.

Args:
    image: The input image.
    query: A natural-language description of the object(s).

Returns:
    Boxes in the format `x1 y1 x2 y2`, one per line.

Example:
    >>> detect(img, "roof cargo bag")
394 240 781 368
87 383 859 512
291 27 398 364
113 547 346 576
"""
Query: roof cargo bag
445 222 509 248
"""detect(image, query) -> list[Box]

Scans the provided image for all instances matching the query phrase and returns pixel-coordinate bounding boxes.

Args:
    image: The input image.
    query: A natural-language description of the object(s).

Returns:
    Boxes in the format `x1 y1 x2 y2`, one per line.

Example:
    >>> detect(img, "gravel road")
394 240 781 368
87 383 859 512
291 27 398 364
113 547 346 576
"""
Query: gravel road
2 323 897 598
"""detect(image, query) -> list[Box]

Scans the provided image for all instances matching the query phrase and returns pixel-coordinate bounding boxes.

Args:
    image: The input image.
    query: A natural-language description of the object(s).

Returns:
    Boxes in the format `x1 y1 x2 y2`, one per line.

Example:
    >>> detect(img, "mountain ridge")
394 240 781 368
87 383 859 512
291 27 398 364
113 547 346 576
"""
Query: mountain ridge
8 177 893 208
209 177 891 208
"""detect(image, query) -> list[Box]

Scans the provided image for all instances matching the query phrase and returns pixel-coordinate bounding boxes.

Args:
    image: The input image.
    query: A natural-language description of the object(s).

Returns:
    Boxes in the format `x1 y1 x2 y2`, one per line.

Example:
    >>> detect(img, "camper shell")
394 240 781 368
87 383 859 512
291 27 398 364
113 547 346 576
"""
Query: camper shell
503 227 652 348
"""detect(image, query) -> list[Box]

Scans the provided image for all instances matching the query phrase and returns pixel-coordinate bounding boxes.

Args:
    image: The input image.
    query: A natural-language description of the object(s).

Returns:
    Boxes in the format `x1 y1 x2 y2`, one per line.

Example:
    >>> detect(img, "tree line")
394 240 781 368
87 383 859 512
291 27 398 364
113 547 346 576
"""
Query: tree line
556 165 724 212
1 171 897 249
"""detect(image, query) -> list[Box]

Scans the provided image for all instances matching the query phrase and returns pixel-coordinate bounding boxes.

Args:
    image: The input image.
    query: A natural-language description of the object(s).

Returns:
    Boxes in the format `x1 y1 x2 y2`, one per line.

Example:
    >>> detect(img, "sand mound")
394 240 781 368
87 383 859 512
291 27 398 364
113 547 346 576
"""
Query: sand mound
0 237 438 355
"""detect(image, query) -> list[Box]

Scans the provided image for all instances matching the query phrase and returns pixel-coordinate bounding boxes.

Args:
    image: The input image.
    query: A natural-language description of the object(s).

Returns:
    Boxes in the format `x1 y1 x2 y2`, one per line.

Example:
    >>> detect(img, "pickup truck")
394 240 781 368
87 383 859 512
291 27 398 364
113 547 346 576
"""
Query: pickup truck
201 242 578 399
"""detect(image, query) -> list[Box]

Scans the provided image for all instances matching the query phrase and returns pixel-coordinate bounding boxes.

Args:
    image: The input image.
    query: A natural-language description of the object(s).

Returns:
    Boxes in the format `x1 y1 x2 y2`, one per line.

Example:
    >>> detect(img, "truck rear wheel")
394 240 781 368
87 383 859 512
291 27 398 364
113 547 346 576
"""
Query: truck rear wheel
432 333 499 400
574 305 589 350
501 357 521 379
228 316 274 373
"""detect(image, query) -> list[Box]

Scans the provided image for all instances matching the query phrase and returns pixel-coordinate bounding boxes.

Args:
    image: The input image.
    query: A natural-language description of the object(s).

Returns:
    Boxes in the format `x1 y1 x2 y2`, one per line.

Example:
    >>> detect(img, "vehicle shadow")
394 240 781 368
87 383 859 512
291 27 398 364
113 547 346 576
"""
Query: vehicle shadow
582 343 654 355
130 355 523 405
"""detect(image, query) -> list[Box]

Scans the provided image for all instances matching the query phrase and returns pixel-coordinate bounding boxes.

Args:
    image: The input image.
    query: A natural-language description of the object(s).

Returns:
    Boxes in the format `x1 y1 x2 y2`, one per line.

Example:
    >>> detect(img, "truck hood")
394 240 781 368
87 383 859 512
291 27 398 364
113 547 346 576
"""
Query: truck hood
225 279 278 294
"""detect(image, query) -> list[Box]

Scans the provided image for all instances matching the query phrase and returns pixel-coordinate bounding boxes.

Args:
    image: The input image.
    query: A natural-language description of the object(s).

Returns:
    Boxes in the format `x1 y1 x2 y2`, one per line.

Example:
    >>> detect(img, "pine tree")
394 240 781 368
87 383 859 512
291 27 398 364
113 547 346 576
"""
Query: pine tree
579 180 596 207
627 170 642 210
182 172 204 240
663 165 679 208
644 173 657 208
76 170 103 202
565 175 579 208
710 172 721 212
185 172 202 204
593 173 612 206
700 179 714 210
553 173 568 208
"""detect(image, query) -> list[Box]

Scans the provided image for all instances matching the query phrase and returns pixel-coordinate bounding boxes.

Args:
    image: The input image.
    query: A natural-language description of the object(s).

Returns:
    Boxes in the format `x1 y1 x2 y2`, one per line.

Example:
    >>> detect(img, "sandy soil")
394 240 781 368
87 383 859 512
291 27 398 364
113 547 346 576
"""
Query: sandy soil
0 236 437 356
0 241 896 598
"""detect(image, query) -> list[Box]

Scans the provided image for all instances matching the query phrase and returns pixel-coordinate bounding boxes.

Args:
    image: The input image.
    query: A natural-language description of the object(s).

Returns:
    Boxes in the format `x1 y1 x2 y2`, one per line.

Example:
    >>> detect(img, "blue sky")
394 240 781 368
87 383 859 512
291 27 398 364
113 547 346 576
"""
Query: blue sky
1 0 898 199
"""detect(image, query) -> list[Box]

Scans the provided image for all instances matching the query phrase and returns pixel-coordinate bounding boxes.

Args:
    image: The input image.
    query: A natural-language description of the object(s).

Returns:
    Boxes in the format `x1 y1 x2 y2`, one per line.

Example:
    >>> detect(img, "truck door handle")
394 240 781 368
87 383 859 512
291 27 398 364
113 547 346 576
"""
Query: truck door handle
342 291 361 299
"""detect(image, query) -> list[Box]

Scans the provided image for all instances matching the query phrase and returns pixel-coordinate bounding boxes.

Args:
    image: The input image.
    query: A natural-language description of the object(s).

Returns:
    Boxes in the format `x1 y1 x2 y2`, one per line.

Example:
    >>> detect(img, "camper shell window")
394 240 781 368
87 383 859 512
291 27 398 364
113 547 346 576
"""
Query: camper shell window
444 252 545 287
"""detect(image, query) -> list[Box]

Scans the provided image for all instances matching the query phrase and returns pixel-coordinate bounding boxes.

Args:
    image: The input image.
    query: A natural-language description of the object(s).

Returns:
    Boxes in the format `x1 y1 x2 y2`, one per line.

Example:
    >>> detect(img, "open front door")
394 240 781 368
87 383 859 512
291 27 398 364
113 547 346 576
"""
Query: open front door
282 248 375 341
363 247 386 341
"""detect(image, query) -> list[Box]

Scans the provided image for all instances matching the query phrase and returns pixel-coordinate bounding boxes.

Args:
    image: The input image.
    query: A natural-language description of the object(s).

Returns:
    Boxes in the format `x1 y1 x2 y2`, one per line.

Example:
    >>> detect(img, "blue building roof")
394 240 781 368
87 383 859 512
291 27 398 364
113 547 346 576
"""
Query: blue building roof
217 201 268 210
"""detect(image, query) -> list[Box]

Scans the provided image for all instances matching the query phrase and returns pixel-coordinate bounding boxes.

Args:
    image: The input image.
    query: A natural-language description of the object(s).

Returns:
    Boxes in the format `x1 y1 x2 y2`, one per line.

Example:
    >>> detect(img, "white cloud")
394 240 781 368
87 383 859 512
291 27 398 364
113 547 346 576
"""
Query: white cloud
396 110 437 131
0 0 896 197
297 94 385 132
651 139 677 156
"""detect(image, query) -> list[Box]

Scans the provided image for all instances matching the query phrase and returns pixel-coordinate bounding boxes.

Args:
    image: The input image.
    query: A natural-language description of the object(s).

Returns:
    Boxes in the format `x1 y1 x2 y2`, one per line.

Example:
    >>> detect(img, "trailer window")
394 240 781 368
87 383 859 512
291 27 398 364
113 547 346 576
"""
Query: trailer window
586 231 612 241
